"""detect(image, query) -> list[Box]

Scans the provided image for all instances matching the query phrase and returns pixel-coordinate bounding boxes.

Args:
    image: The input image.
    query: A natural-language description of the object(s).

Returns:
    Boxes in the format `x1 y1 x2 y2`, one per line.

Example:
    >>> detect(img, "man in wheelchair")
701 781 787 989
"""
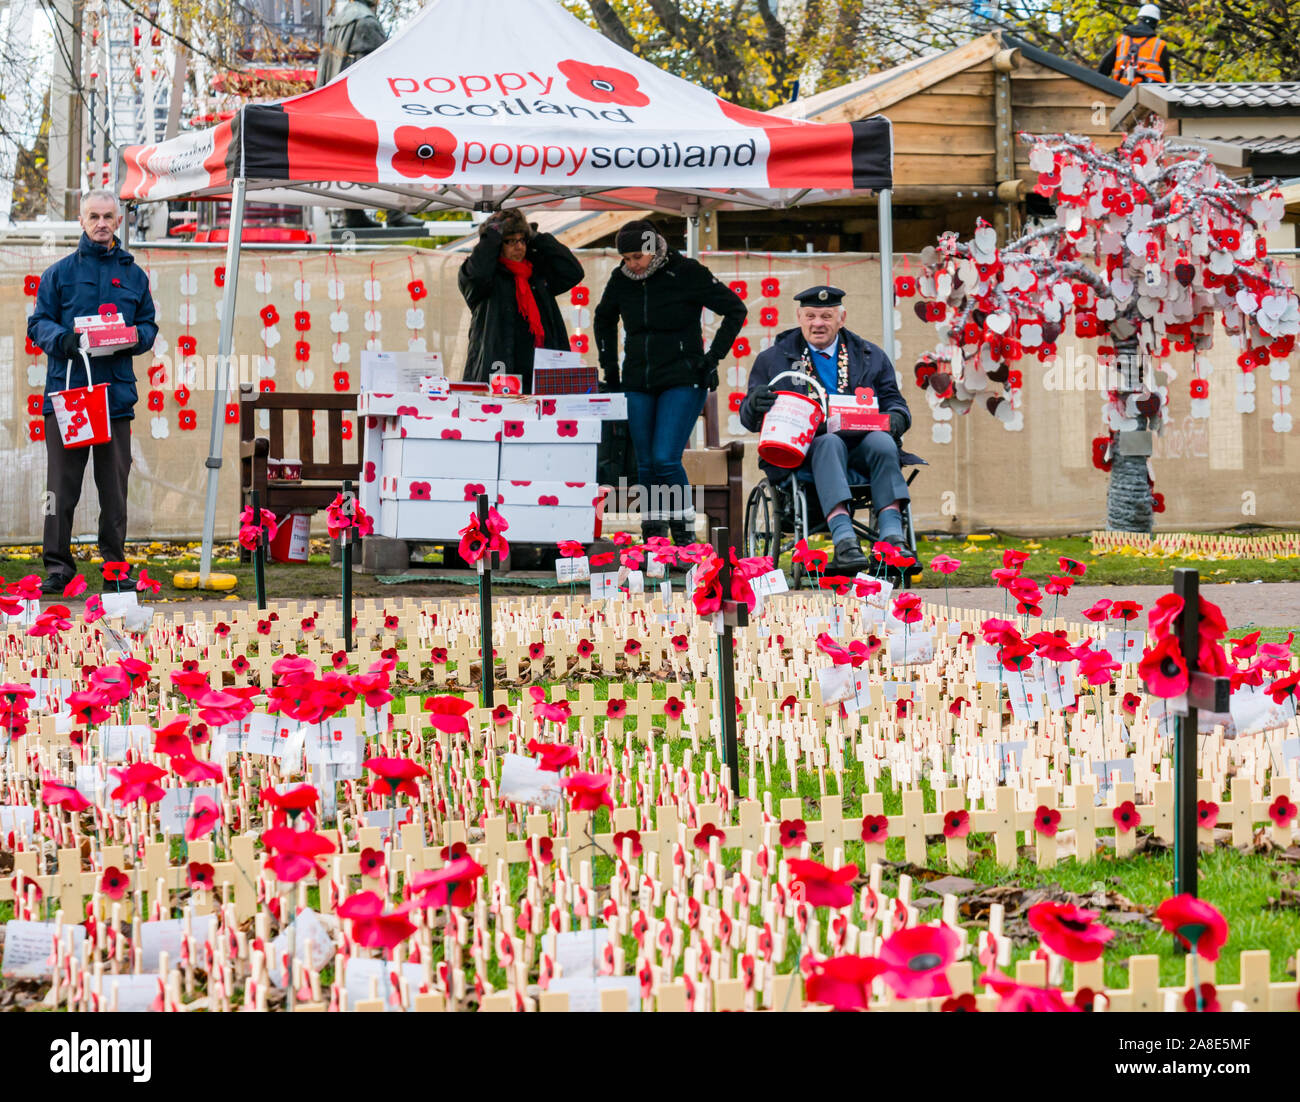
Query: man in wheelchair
739 285 914 573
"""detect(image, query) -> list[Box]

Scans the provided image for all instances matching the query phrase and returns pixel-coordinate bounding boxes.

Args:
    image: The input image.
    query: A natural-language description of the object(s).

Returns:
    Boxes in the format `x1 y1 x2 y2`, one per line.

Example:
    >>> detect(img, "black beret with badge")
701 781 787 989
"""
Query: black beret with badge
793 285 846 307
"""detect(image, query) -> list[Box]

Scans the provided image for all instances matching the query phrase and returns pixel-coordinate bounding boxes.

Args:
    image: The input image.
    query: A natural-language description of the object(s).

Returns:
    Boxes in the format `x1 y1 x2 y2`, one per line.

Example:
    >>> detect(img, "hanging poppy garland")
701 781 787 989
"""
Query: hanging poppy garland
910 120 1299 511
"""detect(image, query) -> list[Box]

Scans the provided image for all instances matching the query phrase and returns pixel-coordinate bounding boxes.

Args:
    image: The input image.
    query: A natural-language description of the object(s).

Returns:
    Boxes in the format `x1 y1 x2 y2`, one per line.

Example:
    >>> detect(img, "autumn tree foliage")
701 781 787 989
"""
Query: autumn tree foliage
907 120 1298 532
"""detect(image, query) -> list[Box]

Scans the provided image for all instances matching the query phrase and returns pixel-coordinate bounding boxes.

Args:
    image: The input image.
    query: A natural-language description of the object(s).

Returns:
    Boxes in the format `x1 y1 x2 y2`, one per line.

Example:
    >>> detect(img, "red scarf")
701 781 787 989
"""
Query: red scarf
499 257 545 347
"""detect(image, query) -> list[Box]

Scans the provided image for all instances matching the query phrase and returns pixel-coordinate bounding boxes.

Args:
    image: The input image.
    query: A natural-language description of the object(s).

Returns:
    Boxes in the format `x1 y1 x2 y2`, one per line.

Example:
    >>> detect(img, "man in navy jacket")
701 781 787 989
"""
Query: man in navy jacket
739 286 912 572
28 190 158 593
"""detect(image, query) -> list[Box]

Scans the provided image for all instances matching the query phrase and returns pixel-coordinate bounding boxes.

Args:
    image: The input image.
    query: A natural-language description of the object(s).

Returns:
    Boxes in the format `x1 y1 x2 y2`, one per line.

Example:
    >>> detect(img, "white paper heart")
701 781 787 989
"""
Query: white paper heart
919 274 936 299
1136 295 1159 319
985 312 1011 335
364 310 382 332
295 367 315 388
294 279 311 302
972 225 997 261
150 416 169 439
332 342 351 364
1235 290 1258 315
262 326 281 348
405 308 425 329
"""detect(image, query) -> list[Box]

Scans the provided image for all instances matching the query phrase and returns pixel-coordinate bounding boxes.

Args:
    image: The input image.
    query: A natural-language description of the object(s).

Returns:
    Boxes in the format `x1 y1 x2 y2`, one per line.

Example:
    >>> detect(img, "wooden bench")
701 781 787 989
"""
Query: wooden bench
238 383 362 526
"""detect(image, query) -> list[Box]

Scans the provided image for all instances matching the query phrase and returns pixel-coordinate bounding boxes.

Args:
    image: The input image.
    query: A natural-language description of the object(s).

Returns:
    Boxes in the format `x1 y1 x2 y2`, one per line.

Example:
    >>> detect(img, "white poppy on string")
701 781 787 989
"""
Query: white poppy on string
405 308 425 329
364 279 382 301
328 278 345 301
330 310 350 333
262 326 281 348
364 310 382 332
295 367 315 388
407 337 427 353
178 302 196 325
294 279 311 302
332 343 351 364
178 272 197 295
150 416 170 439
931 422 953 444
255 271 273 293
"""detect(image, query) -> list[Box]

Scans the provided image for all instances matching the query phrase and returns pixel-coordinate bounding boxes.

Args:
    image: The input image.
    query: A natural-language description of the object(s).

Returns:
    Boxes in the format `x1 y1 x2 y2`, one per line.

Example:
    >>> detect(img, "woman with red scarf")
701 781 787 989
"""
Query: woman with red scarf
458 209 584 390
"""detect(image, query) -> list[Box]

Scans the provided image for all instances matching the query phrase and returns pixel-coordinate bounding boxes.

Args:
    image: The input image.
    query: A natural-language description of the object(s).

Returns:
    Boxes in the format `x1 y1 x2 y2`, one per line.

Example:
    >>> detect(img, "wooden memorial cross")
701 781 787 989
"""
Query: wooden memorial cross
711 526 748 798
1172 568 1230 903
475 492 501 709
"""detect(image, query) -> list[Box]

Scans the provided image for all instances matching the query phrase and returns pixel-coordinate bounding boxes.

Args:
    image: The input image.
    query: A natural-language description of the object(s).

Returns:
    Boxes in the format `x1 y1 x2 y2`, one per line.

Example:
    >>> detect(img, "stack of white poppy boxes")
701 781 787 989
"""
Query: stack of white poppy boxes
358 351 626 543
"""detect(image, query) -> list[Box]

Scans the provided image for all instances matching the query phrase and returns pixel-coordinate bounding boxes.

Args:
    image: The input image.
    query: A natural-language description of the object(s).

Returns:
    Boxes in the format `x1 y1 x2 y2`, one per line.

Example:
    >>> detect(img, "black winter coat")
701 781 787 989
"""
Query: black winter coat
593 250 747 393
29 234 158 420
458 229 584 389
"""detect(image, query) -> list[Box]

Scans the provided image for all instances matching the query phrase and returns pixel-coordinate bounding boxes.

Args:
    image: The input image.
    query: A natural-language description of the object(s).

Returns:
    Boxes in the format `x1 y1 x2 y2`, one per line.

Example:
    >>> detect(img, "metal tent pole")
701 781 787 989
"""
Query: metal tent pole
198 176 247 585
877 188 895 359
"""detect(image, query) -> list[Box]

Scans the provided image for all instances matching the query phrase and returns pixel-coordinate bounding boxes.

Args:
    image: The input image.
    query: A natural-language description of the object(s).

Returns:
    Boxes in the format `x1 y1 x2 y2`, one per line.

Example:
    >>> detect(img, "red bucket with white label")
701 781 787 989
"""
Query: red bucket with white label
757 371 828 469
269 511 312 564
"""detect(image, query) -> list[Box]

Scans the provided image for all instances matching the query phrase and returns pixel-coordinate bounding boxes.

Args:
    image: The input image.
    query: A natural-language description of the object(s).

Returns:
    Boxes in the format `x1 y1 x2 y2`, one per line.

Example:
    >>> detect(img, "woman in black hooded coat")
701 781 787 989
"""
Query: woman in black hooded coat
458 208 584 390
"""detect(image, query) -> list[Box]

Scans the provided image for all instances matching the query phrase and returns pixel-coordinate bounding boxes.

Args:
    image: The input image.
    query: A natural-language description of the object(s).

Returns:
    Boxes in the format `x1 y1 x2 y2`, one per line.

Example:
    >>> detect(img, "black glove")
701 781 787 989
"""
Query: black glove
888 410 908 439
59 331 81 358
602 369 621 393
748 384 777 416
699 354 719 392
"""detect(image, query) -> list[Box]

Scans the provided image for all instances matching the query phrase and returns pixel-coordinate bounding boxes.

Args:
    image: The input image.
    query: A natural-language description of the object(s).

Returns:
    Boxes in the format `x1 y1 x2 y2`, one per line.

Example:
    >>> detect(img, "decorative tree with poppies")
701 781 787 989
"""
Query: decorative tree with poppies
909 119 1298 533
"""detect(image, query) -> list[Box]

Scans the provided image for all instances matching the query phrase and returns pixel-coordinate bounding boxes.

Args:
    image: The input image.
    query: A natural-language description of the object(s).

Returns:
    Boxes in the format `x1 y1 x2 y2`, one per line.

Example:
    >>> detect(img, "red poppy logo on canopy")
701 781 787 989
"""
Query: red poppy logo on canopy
392 126 458 179
557 60 649 108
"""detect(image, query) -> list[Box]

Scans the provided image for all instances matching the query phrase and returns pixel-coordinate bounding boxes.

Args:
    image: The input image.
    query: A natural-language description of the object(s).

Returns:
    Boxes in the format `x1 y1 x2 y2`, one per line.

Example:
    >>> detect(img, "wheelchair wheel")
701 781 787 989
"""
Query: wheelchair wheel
744 479 782 570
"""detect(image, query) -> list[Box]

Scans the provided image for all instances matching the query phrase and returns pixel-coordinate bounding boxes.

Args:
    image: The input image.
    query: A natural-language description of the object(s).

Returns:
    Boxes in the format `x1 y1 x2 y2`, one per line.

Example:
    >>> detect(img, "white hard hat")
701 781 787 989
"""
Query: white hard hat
1137 4 1160 21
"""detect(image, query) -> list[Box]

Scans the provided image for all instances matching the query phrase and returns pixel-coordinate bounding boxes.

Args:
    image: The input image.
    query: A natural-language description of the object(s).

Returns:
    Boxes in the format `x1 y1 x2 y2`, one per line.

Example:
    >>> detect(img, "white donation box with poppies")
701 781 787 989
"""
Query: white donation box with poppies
359 351 623 543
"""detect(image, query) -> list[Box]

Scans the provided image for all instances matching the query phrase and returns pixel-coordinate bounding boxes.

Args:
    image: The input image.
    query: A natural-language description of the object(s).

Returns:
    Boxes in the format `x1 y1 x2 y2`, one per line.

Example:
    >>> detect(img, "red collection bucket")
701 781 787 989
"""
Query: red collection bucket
269 512 312 564
757 370 828 469
53 351 111 449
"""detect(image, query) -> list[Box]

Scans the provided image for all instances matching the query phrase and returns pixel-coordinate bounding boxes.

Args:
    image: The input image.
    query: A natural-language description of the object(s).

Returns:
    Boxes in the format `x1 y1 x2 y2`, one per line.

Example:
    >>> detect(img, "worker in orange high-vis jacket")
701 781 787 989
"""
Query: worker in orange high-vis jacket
1098 5 1171 85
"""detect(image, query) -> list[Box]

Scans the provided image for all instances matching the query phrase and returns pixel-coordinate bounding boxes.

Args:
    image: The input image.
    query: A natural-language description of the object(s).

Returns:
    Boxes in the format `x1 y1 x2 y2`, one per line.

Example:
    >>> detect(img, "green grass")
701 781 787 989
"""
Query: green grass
5 529 1300 601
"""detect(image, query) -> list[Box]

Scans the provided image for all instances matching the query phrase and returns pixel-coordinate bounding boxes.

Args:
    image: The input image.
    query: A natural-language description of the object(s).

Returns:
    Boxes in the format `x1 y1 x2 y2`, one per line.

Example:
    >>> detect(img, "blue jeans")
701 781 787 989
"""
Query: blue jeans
625 386 707 523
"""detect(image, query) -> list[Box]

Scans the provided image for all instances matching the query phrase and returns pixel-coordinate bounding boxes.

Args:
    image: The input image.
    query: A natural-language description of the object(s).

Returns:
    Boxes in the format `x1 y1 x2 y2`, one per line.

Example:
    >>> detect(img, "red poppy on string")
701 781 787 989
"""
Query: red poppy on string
99 866 130 901
805 955 887 1012
260 304 280 326
422 695 474 736
1081 599 1112 622
259 784 319 819
788 858 857 908
1138 634 1188 698
1044 575 1074 597
261 826 336 883
980 972 1077 1012
791 539 829 574
185 795 223 841
41 781 92 812
930 553 962 574
562 771 614 812
1184 983 1220 1013
439 841 468 862
1109 600 1142 622
408 856 486 910
877 923 960 998
364 756 428 800
1154 894 1229 960
861 814 889 843
557 539 585 558
527 738 579 772
1027 901 1115 962
109 762 168 806
408 279 427 300
943 809 971 838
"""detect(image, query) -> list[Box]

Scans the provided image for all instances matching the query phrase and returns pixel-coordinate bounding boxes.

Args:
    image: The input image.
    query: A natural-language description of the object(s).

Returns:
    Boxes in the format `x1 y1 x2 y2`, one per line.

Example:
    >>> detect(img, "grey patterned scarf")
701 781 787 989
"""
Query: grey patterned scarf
621 233 668 281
